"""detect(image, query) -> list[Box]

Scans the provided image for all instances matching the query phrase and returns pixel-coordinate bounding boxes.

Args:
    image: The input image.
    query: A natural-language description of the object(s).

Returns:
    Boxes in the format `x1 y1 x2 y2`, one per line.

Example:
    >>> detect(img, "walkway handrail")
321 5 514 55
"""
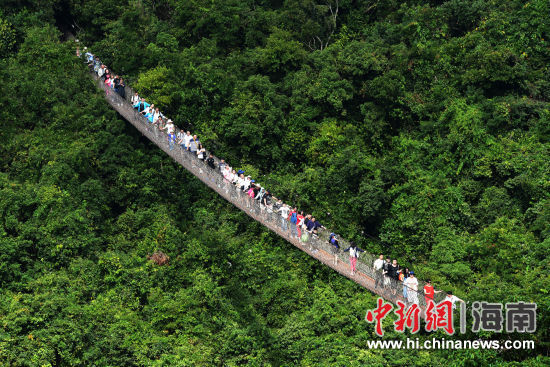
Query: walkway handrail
93 72 449 310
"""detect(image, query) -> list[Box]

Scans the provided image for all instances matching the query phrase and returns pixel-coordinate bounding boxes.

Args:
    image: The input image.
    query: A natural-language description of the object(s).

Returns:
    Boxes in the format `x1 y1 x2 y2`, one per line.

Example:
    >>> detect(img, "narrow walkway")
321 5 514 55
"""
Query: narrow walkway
94 75 442 312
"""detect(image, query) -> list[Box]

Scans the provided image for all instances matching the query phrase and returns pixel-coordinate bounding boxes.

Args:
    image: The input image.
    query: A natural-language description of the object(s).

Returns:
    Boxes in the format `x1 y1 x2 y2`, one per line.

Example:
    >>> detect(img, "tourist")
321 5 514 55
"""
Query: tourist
373 254 384 289
289 207 298 238
131 92 140 106
343 242 364 276
218 159 226 172
306 217 323 238
404 271 419 306
206 154 216 169
162 119 176 150
401 267 410 299
329 233 340 265
388 259 400 295
445 291 465 310
423 279 442 306
188 135 200 153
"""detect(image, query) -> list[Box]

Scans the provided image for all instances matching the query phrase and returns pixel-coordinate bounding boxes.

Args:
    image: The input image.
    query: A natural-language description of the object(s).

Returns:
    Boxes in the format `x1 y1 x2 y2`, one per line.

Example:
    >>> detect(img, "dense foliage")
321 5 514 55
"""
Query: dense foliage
0 0 548 365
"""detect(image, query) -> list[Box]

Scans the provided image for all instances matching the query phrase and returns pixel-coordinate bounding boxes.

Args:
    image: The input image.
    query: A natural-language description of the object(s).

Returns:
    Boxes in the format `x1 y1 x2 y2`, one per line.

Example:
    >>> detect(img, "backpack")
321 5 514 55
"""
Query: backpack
290 212 297 224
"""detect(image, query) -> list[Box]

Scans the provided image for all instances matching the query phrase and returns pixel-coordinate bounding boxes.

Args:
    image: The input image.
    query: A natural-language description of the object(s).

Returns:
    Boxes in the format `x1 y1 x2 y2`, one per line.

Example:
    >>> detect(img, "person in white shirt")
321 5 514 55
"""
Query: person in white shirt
278 202 290 231
236 174 246 190
218 159 226 173
404 271 419 305
162 119 175 149
141 104 154 116
373 254 385 289
176 129 185 149
197 147 206 160
445 291 465 309
131 92 140 106
97 65 105 78
219 166 229 192
153 108 161 124
243 176 251 191
183 131 193 150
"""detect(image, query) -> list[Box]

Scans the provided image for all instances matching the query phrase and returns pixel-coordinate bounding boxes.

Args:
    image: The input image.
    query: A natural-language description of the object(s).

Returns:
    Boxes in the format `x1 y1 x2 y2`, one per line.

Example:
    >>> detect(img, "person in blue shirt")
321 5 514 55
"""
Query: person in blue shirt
305 217 323 250
306 217 323 237
329 233 340 265
144 107 155 123
134 98 150 113
343 242 364 276
84 48 93 62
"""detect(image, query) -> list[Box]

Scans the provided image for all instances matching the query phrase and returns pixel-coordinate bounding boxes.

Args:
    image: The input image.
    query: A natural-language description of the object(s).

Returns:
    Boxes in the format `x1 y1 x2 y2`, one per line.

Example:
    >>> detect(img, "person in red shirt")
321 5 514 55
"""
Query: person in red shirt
423 279 442 306
296 211 305 240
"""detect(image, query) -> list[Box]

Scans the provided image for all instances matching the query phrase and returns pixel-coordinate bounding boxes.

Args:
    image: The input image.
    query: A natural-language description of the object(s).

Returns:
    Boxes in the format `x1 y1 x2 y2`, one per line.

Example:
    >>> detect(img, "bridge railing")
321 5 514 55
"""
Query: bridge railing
94 74 449 309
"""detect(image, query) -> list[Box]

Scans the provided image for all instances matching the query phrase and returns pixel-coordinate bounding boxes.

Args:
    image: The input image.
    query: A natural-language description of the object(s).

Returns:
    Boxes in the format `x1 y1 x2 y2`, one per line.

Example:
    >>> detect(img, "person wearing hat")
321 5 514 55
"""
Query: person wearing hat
262 190 272 207
404 271 419 305
97 64 105 79
255 185 265 206
388 259 400 296
161 119 175 150
329 233 340 265
251 182 260 202
197 146 206 161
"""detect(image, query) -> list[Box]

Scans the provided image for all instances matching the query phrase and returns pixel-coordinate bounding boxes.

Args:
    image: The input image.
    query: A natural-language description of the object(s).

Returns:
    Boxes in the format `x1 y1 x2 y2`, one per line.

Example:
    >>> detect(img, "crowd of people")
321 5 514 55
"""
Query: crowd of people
79 45 460 310
371 254 463 309
82 47 127 99
80 46 332 246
